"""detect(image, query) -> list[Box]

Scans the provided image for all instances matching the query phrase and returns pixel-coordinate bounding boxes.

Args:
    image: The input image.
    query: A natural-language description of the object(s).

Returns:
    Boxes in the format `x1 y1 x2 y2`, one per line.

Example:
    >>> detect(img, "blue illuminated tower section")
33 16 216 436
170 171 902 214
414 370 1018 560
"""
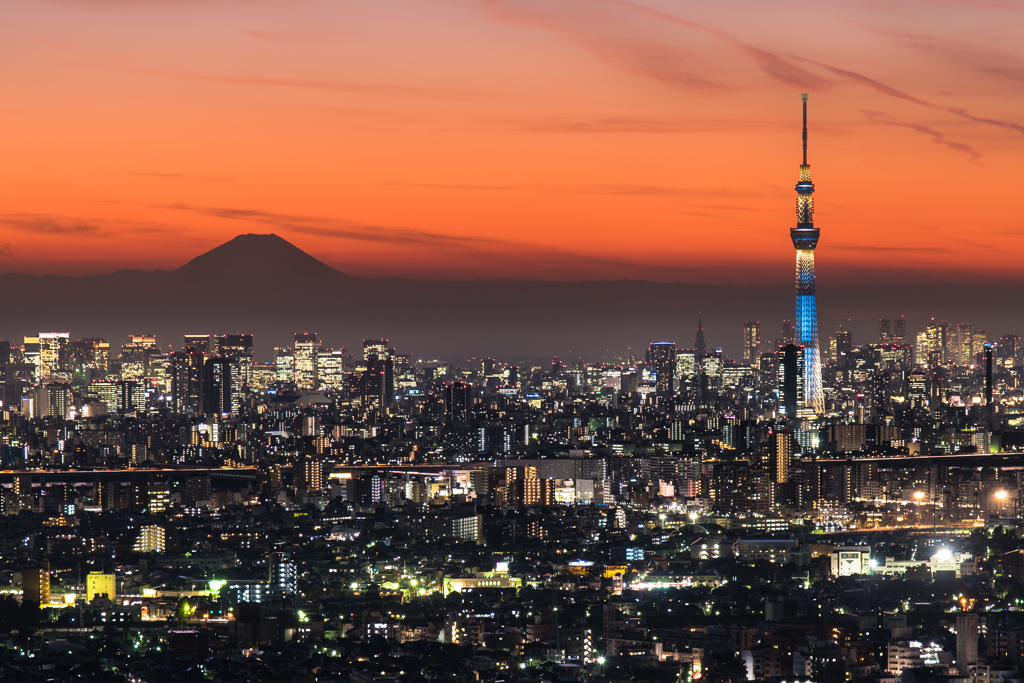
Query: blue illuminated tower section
792 94 824 416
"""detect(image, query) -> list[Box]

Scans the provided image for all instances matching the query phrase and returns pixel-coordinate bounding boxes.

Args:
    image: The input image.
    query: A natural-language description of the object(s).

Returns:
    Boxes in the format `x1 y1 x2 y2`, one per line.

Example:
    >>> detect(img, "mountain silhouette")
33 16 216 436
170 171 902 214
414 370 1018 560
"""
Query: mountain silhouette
0 234 1021 360
174 233 344 283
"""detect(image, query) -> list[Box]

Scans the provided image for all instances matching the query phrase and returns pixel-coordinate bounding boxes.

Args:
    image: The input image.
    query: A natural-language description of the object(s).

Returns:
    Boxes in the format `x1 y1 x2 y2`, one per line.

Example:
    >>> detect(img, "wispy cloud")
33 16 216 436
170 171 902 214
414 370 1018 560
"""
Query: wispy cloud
479 0 725 92
519 117 741 134
832 244 951 253
862 110 981 161
484 1 1024 143
0 214 106 235
610 0 831 89
870 29 1024 88
164 203 522 250
377 180 766 198
0 243 15 259
157 202 679 273
793 56 1024 137
131 65 492 101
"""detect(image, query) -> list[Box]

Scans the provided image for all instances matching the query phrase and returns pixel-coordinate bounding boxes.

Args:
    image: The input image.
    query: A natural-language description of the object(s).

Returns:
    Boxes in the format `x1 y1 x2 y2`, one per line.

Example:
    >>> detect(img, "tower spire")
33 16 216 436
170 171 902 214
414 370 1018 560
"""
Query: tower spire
802 92 808 166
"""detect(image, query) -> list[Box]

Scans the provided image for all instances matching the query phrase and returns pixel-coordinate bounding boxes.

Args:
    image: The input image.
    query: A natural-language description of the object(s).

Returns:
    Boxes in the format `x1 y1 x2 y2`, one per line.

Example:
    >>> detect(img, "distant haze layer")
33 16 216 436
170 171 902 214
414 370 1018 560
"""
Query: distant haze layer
0 235 1021 362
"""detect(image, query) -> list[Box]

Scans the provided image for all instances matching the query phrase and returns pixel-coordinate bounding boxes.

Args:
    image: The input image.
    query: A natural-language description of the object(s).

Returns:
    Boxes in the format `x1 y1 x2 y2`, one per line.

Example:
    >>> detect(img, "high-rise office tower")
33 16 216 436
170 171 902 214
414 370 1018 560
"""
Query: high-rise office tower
120 335 157 381
23 333 70 382
648 341 676 398
445 381 471 426
675 351 697 388
834 326 852 361
879 319 891 343
952 323 973 366
742 322 760 362
183 334 210 354
274 346 295 384
916 319 948 367
972 329 988 361
363 338 391 362
893 317 906 344
213 333 253 387
791 94 823 416
363 338 394 408
70 338 110 376
202 357 232 415
317 348 346 390
293 332 321 390
182 335 209 412
36 383 72 419
998 334 1020 369
39 332 70 380
778 344 804 419
779 319 796 347
169 350 205 414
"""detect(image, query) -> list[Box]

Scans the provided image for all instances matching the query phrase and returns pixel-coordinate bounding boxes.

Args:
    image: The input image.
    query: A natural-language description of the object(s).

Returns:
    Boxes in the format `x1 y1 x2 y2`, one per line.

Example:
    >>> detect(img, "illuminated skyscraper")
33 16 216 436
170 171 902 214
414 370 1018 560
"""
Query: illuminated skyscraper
202 357 233 415
951 322 973 366
648 341 676 398
893 316 906 344
742 322 760 362
915 319 948 367
791 94 823 415
24 333 70 381
777 343 804 419
362 338 394 409
317 348 346 390
213 333 253 387
445 381 471 426
293 332 321 390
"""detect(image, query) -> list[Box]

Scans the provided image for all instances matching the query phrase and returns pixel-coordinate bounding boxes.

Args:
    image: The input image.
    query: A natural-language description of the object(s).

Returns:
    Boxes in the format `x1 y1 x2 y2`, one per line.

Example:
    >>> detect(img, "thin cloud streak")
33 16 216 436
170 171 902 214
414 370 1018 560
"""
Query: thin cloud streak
870 29 1024 88
158 203 658 271
130 65 493 101
479 0 725 93
162 203 509 248
793 56 1024 137
831 244 951 253
1 215 106 235
539 1 1024 140
862 110 981 161
610 0 831 89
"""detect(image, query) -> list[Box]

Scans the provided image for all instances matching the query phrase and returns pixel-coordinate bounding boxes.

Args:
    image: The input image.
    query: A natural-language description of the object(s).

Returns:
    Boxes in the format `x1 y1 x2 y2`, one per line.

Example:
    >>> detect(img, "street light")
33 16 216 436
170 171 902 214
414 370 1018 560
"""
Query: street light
913 490 935 531
994 489 1018 519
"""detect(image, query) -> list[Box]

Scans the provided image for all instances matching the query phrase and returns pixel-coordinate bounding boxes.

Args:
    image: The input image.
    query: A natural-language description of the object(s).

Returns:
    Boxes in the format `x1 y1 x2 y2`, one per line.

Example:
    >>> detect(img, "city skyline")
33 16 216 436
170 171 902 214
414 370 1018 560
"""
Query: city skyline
2 1 1024 283
5 4 1024 681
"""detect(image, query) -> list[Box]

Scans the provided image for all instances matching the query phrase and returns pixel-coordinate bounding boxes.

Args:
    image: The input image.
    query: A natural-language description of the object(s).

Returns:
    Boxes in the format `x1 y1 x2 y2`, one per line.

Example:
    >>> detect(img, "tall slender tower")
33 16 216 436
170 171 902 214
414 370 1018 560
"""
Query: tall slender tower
695 315 706 364
792 94 823 415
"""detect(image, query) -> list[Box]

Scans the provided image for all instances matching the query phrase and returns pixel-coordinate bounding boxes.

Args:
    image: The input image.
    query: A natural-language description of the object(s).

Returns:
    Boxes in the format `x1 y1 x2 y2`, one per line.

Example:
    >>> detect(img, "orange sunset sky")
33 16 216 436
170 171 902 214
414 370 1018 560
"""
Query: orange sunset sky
1 0 1022 284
